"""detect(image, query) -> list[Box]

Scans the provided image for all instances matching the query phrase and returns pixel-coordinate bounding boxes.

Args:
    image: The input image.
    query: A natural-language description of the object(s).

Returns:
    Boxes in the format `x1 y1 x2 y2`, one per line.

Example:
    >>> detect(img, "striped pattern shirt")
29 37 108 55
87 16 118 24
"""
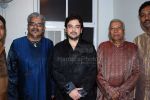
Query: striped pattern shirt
97 41 140 100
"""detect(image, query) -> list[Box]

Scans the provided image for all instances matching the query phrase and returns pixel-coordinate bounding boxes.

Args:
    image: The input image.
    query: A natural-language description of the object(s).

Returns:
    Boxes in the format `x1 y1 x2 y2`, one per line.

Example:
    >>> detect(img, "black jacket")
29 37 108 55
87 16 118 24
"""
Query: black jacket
52 39 97 100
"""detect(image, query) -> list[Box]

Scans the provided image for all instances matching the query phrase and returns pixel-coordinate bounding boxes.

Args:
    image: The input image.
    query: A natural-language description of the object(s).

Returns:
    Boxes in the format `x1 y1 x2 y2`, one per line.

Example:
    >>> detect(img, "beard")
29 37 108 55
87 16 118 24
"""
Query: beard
141 20 150 32
66 32 81 41
30 28 43 37
31 28 40 34
28 29 44 41
0 34 5 44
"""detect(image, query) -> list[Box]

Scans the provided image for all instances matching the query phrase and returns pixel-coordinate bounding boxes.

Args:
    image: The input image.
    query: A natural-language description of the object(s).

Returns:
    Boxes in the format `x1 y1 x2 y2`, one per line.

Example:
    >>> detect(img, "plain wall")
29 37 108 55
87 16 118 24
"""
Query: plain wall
0 0 147 53
114 0 147 42
0 0 35 53
0 0 114 53
97 0 114 47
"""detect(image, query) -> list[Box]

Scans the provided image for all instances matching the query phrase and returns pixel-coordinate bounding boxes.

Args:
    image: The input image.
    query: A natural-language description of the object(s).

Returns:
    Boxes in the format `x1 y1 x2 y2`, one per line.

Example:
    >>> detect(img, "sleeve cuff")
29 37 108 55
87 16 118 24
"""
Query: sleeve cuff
64 82 76 94
78 89 87 97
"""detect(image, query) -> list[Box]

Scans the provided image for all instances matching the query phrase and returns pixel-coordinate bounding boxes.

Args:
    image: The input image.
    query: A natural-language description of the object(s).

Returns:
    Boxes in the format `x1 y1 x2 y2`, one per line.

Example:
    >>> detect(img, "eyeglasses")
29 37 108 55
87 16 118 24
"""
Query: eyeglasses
110 27 123 30
28 22 44 27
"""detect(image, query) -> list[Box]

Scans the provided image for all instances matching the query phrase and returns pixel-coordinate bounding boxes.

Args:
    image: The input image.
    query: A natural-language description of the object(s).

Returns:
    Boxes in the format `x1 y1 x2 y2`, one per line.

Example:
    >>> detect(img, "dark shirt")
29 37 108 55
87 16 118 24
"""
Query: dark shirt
53 39 97 100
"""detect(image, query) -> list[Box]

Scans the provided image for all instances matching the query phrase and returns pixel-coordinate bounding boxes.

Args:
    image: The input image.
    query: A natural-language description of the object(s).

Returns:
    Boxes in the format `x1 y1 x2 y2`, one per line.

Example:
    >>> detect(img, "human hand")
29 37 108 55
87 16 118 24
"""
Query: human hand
69 88 83 100
51 95 55 100
111 91 119 100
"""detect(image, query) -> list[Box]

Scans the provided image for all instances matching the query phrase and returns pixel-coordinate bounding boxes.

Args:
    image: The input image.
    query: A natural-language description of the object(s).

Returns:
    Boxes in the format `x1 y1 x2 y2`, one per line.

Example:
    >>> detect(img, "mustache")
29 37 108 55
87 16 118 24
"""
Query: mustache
31 28 39 32
144 20 150 23
70 32 77 34
66 33 81 40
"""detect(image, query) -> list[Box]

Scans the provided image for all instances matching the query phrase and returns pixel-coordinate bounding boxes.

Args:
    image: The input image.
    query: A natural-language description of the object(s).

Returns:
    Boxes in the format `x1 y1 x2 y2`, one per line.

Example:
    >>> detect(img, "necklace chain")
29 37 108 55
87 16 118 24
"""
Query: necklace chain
31 41 39 47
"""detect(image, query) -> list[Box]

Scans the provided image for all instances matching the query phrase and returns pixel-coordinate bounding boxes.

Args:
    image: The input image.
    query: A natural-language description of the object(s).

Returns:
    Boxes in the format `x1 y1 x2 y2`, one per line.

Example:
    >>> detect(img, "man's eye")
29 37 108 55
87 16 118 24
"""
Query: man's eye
29 22 43 27
76 26 80 28
140 14 145 17
0 26 4 29
68 26 72 28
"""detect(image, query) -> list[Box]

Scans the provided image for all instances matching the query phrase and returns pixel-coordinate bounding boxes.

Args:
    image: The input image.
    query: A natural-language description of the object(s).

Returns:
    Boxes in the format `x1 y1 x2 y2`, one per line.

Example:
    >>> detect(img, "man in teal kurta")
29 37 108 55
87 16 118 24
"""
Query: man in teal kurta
7 12 54 100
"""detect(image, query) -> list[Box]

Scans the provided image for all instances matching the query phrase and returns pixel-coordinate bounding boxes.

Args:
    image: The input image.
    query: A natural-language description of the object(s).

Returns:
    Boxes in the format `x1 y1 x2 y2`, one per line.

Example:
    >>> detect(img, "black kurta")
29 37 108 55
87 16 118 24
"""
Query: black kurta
52 39 97 100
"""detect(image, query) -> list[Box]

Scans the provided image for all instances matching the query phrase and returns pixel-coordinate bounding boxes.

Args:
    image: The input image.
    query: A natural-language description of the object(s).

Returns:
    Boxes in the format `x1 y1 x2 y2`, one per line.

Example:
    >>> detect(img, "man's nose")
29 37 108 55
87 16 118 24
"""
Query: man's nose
113 28 119 32
145 14 150 20
72 27 76 31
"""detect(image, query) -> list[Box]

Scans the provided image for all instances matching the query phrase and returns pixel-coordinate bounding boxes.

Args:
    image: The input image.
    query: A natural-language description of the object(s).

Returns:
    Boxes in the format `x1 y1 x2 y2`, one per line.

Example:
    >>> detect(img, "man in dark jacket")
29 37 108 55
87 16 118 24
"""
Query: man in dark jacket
53 14 97 100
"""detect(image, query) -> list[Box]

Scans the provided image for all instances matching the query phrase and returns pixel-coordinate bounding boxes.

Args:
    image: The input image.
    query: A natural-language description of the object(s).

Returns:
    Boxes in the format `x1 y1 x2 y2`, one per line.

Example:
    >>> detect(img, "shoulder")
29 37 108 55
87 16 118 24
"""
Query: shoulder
53 40 67 56
97 41 110 49
124 41 138 50
78 39 96 54
79 39 95 48
99 41 110 46
13 36 26 43
11 36 27 47
125 41 136 45
54 39 67 49
134 33 146 42
42 37 53 44
8 36 27 52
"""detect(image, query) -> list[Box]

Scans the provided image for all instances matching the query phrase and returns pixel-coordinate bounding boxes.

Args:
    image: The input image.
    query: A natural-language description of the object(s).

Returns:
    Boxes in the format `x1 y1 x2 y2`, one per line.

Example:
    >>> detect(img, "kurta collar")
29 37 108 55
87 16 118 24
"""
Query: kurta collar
26 36 44 48
109 40 126 48
145 32 150 37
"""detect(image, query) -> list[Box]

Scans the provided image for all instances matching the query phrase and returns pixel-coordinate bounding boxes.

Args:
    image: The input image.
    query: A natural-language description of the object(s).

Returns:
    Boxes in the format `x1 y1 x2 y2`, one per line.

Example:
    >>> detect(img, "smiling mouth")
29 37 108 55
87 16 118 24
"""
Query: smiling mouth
144 20 150 24
31 29 39 33
70 32 78 36
33 30 38 32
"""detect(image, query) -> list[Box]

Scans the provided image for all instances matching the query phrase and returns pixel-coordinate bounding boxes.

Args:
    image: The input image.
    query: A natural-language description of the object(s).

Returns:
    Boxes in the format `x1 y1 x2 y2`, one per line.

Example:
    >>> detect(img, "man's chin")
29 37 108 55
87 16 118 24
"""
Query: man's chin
69 37 79 41
143 24 150 29
143 26 150 33
67 35 80 41
111 38 124 42
28 34 42 39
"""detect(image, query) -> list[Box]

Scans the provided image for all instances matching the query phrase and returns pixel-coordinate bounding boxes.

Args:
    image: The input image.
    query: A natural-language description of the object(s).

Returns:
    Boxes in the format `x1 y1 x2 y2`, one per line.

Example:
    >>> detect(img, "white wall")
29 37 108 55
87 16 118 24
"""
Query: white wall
0 0 114 52
97 0 147 44
1 0 146 53
0 0 35 54
114 0 146 42
97 0 114 46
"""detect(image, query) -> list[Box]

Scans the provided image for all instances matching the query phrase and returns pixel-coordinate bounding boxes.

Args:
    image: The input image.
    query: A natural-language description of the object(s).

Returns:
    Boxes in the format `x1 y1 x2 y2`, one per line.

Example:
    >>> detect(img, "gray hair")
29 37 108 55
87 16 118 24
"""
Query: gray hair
27 12 46 25
109 19 125 30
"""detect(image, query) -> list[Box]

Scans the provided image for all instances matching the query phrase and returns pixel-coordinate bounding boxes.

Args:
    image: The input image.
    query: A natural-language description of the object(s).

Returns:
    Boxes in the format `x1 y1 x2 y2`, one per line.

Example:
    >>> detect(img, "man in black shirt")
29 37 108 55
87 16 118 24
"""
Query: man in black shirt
52 15 97 100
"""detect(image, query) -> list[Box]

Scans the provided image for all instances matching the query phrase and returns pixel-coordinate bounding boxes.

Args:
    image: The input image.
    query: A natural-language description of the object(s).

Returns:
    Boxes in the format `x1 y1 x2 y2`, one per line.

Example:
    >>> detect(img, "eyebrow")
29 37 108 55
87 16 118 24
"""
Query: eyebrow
67 24 81 26
141 10 150 13
29 22 43 23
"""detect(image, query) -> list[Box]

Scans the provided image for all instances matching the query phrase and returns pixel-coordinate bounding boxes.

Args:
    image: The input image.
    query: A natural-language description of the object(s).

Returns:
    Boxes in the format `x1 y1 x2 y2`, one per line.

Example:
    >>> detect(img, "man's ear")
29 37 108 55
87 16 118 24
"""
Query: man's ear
138 15 140 21
64 28 67 33
27 24 29 30
42 26 46 33
81 28 83 34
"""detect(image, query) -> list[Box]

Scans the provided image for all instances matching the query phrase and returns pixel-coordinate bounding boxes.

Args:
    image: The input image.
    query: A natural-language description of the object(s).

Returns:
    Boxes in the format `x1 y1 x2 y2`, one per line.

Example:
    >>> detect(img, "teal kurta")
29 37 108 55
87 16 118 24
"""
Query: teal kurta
7 36 54 100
